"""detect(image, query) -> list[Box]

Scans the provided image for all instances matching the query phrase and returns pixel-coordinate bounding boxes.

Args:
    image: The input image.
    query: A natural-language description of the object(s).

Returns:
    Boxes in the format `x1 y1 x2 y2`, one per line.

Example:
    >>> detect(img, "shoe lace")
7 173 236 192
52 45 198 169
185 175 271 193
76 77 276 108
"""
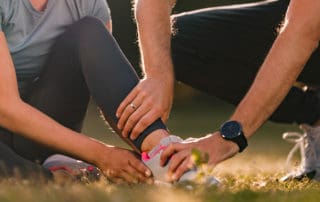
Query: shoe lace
282 125 318 171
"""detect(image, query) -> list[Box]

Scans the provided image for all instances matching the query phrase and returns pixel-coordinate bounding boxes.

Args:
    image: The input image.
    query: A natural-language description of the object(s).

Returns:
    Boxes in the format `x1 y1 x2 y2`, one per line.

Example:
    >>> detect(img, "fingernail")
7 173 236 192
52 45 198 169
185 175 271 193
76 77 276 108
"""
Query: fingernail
172 174 177 181
145 170 151 177
165 173 171 181
116 113 119 118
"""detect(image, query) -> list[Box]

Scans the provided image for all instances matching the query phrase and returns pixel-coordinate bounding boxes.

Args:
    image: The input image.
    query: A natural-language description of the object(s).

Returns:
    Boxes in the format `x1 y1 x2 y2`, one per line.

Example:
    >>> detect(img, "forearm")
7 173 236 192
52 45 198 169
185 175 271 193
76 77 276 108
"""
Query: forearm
0 99 111 165
134 0 175 82
231 0 320 138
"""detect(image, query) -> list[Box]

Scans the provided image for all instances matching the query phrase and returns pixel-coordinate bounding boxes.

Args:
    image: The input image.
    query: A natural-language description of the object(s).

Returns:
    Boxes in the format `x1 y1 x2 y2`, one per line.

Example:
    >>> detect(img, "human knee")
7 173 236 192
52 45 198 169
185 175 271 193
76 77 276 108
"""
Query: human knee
68 16 111 46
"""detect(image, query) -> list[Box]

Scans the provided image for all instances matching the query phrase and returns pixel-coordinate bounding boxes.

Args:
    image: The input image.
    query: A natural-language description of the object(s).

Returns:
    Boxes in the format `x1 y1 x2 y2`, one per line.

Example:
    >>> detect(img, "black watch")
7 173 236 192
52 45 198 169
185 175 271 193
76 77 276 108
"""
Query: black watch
219 120 248 152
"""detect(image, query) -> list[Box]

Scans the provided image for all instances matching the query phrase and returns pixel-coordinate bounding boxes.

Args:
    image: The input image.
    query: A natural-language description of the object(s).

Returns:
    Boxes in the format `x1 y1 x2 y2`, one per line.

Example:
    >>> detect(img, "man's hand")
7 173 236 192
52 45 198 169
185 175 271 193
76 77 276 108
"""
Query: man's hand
160 133 239 181
116 77 173 140
97 147 153 184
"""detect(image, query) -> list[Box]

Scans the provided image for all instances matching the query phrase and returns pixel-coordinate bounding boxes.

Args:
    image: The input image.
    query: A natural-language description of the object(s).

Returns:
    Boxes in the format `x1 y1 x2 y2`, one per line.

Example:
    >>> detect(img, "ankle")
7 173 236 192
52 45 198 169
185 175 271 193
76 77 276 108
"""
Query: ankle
141 129 169 152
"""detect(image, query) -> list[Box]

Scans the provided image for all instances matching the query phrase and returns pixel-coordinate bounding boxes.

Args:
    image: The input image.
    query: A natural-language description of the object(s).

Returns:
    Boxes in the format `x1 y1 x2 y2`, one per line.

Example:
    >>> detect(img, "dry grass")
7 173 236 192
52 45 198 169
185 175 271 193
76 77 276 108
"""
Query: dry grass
1 96 320 201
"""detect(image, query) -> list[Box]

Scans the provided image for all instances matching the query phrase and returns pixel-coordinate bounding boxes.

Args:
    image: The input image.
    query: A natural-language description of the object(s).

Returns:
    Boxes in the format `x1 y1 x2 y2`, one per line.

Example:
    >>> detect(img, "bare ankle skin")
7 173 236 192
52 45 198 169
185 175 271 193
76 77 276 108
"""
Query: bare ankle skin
141 129 169 152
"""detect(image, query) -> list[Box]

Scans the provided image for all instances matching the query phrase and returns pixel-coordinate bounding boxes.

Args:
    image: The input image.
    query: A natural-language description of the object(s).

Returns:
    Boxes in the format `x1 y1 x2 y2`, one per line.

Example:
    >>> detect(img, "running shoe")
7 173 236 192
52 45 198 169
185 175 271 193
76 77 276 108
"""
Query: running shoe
142 135 220 187
43 154 101 183
280 124 320 181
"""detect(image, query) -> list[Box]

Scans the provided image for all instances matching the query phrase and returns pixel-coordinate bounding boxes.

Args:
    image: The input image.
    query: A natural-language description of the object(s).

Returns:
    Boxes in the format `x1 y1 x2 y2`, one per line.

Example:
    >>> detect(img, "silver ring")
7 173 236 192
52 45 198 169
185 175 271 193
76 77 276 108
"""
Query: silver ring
130 103 137 110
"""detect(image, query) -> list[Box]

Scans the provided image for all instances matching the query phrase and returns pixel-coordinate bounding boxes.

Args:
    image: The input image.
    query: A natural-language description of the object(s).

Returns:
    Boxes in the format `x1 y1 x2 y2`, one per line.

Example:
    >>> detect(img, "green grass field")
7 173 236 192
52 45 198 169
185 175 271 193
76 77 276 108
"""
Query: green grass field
1 85 320 202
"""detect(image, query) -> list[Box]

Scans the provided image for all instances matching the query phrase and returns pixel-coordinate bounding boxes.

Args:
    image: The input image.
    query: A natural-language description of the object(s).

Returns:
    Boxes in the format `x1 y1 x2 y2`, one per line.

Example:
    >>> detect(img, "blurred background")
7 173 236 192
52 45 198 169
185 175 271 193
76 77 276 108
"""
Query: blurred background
83 0 300 174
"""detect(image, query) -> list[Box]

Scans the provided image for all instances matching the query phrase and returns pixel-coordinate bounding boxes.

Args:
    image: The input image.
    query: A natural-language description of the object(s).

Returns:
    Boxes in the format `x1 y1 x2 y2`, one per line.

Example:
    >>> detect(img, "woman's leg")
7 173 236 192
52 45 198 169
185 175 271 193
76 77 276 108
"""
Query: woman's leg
171 0 320 125
12 17 167 162
0 134 52 180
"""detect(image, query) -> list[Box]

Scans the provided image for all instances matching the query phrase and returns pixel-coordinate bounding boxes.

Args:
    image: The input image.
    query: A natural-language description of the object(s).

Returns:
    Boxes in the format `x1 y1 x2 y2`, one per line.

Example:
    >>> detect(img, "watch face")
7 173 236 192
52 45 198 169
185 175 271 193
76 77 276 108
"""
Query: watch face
220 121 242 139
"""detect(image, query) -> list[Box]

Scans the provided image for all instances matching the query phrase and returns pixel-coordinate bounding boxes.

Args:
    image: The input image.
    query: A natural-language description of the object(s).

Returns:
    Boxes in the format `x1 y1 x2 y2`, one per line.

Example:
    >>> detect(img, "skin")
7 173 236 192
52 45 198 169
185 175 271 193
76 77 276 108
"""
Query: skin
116 0 176 141
0 0 155 184
132 0 320 181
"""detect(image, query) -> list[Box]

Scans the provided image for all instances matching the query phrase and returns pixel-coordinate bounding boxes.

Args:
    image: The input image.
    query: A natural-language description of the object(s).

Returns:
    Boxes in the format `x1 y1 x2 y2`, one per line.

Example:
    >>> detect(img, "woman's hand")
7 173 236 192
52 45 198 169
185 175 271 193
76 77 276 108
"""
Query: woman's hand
97 146 153 184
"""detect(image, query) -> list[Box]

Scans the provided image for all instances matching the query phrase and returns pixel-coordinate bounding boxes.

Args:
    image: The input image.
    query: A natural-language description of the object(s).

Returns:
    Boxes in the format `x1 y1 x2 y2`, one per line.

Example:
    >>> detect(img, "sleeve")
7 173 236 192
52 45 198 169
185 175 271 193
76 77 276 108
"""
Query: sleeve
91 0 112 25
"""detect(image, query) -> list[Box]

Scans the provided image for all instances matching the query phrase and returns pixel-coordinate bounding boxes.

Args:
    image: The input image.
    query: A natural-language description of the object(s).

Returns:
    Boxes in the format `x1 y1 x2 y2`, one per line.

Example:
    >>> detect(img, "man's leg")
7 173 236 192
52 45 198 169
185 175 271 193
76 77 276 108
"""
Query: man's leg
171 0 320 181
12 17 168 163
171 0 320 125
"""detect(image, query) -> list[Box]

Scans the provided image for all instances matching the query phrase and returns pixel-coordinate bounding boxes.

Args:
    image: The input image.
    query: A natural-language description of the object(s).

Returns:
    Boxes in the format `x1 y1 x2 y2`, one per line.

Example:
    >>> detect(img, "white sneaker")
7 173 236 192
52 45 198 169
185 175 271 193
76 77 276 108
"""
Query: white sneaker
280 124 320 181
142 135 220 187
43 154 101 182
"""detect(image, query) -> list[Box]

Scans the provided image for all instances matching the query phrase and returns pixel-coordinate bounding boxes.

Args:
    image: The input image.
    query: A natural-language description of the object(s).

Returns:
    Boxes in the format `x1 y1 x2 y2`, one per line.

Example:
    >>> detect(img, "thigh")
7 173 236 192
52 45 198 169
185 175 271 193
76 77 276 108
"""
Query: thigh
12 22 91 162
172 0 290 104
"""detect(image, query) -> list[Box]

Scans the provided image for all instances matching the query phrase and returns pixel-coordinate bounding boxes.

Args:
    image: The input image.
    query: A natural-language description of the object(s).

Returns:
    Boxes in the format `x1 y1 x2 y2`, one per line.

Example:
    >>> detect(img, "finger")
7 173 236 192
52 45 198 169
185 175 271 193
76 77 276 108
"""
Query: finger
116 87 138 118
117 100 138 131
125 164 148 183
168 150 190 174
161 109 170 123
129 157 152 178
104 170 125 184
130 109 161 140
122 103 151 139
119 169 139 184
160 143 183 166
171 157 192 182
109 177 126 184
117 91 146 131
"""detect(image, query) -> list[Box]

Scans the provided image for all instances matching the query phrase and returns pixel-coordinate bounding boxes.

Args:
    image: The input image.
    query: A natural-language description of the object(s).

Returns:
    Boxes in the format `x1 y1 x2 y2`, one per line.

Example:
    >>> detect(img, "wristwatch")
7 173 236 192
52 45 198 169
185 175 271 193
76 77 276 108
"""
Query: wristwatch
219 120 248 152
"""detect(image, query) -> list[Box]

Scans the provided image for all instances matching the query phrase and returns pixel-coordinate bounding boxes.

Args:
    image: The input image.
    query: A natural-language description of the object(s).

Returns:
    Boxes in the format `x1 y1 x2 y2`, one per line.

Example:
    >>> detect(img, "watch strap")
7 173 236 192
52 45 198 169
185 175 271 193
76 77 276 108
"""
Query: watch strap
233 132 248 152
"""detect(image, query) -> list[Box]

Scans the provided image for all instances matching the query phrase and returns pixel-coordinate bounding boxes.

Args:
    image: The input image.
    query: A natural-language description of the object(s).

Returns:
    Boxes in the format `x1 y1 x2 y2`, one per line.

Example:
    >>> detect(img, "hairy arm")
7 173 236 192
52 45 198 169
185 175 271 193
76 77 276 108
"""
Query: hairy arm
116 0 177 142
161 0 320 181
231 0 320 137
134 0 176 78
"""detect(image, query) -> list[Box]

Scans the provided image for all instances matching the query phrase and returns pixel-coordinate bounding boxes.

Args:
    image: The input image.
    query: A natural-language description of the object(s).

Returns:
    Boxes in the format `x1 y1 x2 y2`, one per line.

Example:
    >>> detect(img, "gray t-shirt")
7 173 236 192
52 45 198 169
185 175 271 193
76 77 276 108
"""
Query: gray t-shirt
0 0 111 94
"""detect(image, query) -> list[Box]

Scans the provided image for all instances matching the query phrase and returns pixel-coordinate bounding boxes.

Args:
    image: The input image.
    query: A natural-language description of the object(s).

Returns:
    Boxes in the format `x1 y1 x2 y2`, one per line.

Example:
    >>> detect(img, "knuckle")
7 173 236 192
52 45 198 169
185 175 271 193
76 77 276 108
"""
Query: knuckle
130 114 139 123
127 118 134 126
144 98 152 106
177 165 187 175
153 107 162 115
138 119 149 128
139 90 147 98
167 143 176 150
170 154 177 162
106 169 116 177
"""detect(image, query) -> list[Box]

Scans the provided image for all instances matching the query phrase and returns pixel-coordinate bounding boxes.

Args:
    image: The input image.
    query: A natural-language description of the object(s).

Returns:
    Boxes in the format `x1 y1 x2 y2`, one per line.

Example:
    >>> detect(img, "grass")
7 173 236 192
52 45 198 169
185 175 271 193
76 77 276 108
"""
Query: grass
1 85 319 202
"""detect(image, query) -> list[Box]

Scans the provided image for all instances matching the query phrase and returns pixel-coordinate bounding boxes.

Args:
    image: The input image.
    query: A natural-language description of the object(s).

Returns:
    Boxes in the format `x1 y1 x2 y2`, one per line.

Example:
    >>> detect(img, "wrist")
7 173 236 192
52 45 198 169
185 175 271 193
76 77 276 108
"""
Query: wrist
143 74 175 92
144 69 174 83
219 120 248 152
209 133 240 162
91 142 114 168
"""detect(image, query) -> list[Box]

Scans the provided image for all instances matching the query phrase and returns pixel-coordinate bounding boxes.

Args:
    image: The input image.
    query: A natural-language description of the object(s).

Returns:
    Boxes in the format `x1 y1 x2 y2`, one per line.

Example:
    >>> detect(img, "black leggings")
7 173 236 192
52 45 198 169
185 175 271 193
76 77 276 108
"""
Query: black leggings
0 17 166 177
172 0 320 125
